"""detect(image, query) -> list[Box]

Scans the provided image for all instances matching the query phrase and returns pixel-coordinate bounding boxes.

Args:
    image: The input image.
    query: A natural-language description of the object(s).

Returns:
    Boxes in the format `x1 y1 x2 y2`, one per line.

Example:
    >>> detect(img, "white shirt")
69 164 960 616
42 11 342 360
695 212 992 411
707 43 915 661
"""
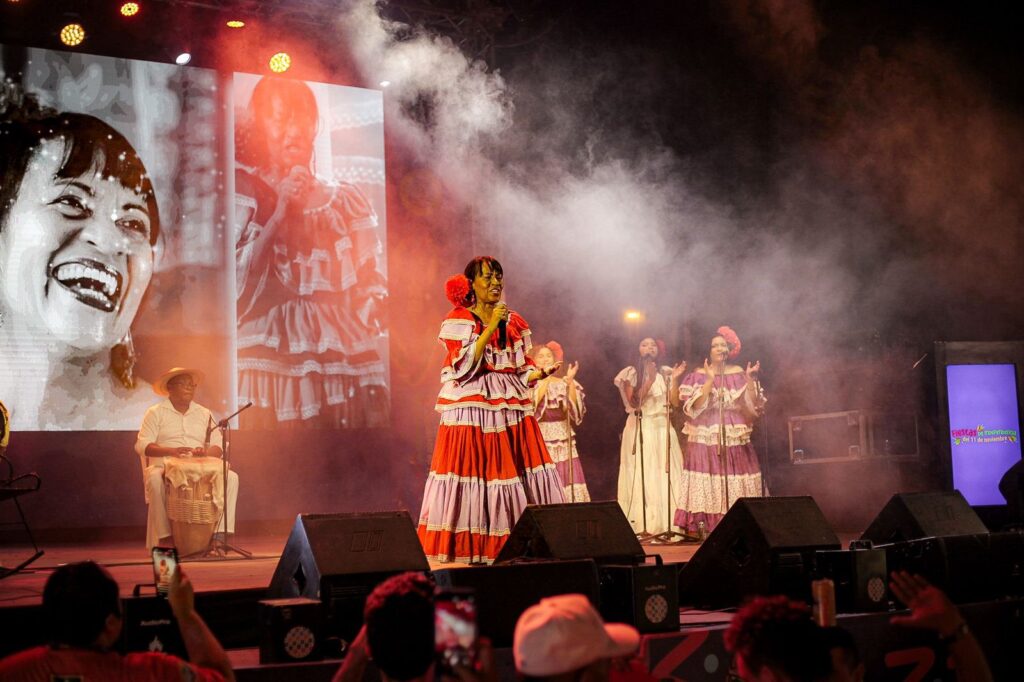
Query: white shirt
134 399 223 457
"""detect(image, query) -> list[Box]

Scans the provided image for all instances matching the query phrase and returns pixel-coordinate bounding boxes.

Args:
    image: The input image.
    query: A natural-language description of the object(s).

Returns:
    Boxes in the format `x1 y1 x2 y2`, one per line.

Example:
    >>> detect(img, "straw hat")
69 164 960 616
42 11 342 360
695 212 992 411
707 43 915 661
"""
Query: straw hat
153 367 205 397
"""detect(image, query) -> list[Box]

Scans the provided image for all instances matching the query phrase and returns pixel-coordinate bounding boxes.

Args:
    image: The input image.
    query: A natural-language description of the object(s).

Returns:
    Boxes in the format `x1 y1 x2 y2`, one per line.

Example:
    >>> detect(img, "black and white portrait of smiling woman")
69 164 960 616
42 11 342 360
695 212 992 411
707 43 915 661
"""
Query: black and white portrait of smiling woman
0 111 160 430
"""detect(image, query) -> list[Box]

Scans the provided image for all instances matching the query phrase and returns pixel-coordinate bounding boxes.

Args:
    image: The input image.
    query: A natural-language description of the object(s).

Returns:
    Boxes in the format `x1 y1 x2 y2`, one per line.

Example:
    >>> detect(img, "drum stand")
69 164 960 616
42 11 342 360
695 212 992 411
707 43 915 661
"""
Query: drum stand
203 402 253 560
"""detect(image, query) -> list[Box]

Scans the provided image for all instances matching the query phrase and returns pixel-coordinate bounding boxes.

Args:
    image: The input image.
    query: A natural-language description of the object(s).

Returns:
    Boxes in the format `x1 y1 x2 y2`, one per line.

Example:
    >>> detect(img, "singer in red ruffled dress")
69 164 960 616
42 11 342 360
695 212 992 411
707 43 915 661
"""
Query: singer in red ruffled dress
417 257 565 564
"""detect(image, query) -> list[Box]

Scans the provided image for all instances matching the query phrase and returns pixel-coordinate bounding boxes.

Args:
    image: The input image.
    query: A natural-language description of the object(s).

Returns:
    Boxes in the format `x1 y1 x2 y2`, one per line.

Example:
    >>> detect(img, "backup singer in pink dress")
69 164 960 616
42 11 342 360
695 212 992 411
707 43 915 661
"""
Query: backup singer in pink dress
532 342 591 503
674 326 765 533
417 257 564 564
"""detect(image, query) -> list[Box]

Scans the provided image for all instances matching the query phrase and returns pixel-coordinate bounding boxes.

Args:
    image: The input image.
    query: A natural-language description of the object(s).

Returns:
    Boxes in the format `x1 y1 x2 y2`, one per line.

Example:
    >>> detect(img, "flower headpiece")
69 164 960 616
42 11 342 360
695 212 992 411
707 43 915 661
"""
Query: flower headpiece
445 274 471 307
717 325 741 358
543 341 564 362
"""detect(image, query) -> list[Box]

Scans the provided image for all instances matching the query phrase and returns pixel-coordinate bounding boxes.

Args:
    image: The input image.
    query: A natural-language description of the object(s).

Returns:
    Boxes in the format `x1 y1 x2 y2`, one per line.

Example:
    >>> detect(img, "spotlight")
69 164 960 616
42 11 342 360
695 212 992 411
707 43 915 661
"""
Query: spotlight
226 20 245 28
268 52 291 73
175 52 191 65
379 80 391 88
59 23 86 47
624 310 643 322
120 2 140 16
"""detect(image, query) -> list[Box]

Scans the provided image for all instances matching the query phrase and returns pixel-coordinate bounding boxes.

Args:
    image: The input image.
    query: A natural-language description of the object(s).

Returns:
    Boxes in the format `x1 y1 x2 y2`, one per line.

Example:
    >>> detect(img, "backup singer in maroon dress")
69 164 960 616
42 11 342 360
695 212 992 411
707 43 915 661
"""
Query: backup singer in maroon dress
674 326 765 533
417 257 565 563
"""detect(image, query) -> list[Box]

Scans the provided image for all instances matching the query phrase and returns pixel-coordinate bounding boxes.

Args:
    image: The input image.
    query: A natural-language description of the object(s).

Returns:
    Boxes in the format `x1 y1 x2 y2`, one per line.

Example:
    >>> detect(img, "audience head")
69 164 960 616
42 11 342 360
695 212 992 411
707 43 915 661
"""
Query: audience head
42 561 122 649
514 594 639 681
724 596 833 682
363 572 435 682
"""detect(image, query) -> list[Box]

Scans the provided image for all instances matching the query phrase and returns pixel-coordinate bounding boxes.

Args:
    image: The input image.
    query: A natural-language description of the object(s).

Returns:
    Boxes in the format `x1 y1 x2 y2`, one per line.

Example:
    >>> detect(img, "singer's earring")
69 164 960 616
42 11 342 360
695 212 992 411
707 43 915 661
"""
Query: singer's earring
110 330 138 389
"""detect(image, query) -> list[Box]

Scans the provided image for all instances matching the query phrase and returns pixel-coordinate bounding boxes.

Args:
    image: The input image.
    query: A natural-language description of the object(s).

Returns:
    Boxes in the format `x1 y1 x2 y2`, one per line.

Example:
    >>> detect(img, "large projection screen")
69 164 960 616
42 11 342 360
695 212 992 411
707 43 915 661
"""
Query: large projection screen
0 45 388 432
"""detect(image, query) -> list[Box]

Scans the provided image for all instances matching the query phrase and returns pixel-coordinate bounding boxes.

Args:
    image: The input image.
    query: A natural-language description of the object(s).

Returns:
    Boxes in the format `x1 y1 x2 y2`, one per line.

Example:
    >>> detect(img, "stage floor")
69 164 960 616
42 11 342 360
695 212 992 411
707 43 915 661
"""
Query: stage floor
0 533 705 609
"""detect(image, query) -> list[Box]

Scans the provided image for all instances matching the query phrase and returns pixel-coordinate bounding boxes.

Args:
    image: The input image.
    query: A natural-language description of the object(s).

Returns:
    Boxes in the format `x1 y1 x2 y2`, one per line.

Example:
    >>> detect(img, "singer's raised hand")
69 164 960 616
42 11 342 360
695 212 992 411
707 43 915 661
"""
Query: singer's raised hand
565 361 579 381
703 358 717 380
745 361 760 379
670 361 687 380
488 302 510 328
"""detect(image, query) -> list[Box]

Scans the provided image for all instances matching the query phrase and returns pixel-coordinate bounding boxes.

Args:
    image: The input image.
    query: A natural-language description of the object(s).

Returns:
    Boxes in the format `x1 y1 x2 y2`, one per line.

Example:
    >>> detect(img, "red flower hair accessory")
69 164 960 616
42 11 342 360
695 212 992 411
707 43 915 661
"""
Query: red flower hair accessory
717 325 741 358
445 274 471 307
543 341 564 362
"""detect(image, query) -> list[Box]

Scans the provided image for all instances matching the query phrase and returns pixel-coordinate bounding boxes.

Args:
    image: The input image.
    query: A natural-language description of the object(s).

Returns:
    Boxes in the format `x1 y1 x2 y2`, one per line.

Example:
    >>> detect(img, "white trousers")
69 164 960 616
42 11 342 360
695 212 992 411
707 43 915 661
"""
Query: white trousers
144 463 239 549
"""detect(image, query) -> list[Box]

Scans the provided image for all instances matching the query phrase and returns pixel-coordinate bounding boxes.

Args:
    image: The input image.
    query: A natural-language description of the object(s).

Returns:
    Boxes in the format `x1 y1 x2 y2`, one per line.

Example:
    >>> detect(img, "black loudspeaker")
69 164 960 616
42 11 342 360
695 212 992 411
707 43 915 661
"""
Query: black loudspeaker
678 496 841 608
433 559 600 647
860 491 988 544
494 502 645 564
814 548 888 612
118 596 187 659
599 561 680 633
882 531 1024 603
258 598 324 663
268 512 429 642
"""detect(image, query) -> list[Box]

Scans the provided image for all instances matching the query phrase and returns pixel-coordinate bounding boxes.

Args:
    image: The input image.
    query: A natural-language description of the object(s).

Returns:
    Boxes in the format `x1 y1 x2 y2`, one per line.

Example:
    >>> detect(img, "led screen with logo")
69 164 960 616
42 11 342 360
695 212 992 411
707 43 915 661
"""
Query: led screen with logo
946 363 1022 505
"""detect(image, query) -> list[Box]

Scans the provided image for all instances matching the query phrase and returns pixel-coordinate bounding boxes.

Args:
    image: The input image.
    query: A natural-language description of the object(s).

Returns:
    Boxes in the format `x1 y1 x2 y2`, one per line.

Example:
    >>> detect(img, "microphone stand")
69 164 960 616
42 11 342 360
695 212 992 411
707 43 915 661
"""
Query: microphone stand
631 405 654 543
755 377 769 497
204 402 253 559
653 369 700 544
565 379 576 503
717 367 731 526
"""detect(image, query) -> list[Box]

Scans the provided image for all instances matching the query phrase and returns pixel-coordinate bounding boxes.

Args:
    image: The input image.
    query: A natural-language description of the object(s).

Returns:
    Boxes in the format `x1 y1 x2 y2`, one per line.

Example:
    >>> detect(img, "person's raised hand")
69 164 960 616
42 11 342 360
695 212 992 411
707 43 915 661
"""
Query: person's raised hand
703 358 716 380
447 637 498 682
168 566 195 620
565 361 579 381
745 361 761 380
889 571 964 636
671 361 687 380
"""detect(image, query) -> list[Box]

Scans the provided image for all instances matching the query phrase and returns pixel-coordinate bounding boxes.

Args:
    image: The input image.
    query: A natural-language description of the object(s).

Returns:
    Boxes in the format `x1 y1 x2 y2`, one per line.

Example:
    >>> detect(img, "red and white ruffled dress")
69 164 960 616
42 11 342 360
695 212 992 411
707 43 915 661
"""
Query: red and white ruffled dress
417 307 565 563
235 169 388 428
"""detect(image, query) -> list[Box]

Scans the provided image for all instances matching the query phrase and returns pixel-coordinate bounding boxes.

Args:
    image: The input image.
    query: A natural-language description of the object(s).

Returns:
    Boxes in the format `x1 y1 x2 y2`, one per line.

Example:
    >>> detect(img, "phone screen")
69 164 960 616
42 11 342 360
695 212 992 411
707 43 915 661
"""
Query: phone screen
435 588 477 674
151 546 178 597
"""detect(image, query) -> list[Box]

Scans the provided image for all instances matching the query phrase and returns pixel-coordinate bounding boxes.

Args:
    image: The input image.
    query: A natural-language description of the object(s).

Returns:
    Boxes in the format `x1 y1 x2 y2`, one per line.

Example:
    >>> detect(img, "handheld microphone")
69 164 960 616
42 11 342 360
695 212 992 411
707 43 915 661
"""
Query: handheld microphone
497 300 508 347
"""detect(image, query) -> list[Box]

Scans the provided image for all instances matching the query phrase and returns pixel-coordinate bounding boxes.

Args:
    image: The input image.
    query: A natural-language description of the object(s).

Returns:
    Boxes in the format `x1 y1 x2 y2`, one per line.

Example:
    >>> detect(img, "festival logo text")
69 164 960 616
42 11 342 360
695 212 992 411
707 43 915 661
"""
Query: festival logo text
951 424 1019 446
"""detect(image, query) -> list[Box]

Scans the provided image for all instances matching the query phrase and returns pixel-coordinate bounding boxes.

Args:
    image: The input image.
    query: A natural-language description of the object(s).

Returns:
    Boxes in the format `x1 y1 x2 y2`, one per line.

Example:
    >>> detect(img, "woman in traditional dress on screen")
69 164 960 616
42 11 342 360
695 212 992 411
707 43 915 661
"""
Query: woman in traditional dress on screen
532 341 591 503
417 257 564 564
613 338 686 535
234 76 388 428
674 326 766 534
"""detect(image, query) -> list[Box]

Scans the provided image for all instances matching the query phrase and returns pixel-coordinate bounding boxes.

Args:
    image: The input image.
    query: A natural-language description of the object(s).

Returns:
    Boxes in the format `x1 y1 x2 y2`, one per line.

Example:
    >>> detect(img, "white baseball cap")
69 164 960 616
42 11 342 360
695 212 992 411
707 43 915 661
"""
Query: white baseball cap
513 594 640 676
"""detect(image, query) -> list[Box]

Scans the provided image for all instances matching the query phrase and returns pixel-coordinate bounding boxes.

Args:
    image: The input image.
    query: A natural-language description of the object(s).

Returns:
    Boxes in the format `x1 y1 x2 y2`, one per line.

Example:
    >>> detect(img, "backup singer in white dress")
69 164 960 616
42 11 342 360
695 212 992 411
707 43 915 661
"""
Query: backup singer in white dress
613 338 686 535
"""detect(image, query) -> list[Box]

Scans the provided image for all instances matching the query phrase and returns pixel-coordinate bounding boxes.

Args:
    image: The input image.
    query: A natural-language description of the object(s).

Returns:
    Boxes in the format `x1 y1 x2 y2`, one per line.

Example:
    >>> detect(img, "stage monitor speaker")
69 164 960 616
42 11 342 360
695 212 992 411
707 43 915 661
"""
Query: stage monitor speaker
494 502 645 564
677 496 841 609
814 548 888 613
258 597 325 664
599 561 680 633
881 530 1024 603
268 511 429 642
433 559 600 647
860 491 988 545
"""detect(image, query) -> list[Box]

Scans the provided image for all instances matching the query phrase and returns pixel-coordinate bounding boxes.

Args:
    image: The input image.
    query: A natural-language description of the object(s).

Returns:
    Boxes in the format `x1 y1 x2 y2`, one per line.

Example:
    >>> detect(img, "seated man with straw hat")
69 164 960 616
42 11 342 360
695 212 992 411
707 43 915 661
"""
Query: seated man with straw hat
135 368 240 551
